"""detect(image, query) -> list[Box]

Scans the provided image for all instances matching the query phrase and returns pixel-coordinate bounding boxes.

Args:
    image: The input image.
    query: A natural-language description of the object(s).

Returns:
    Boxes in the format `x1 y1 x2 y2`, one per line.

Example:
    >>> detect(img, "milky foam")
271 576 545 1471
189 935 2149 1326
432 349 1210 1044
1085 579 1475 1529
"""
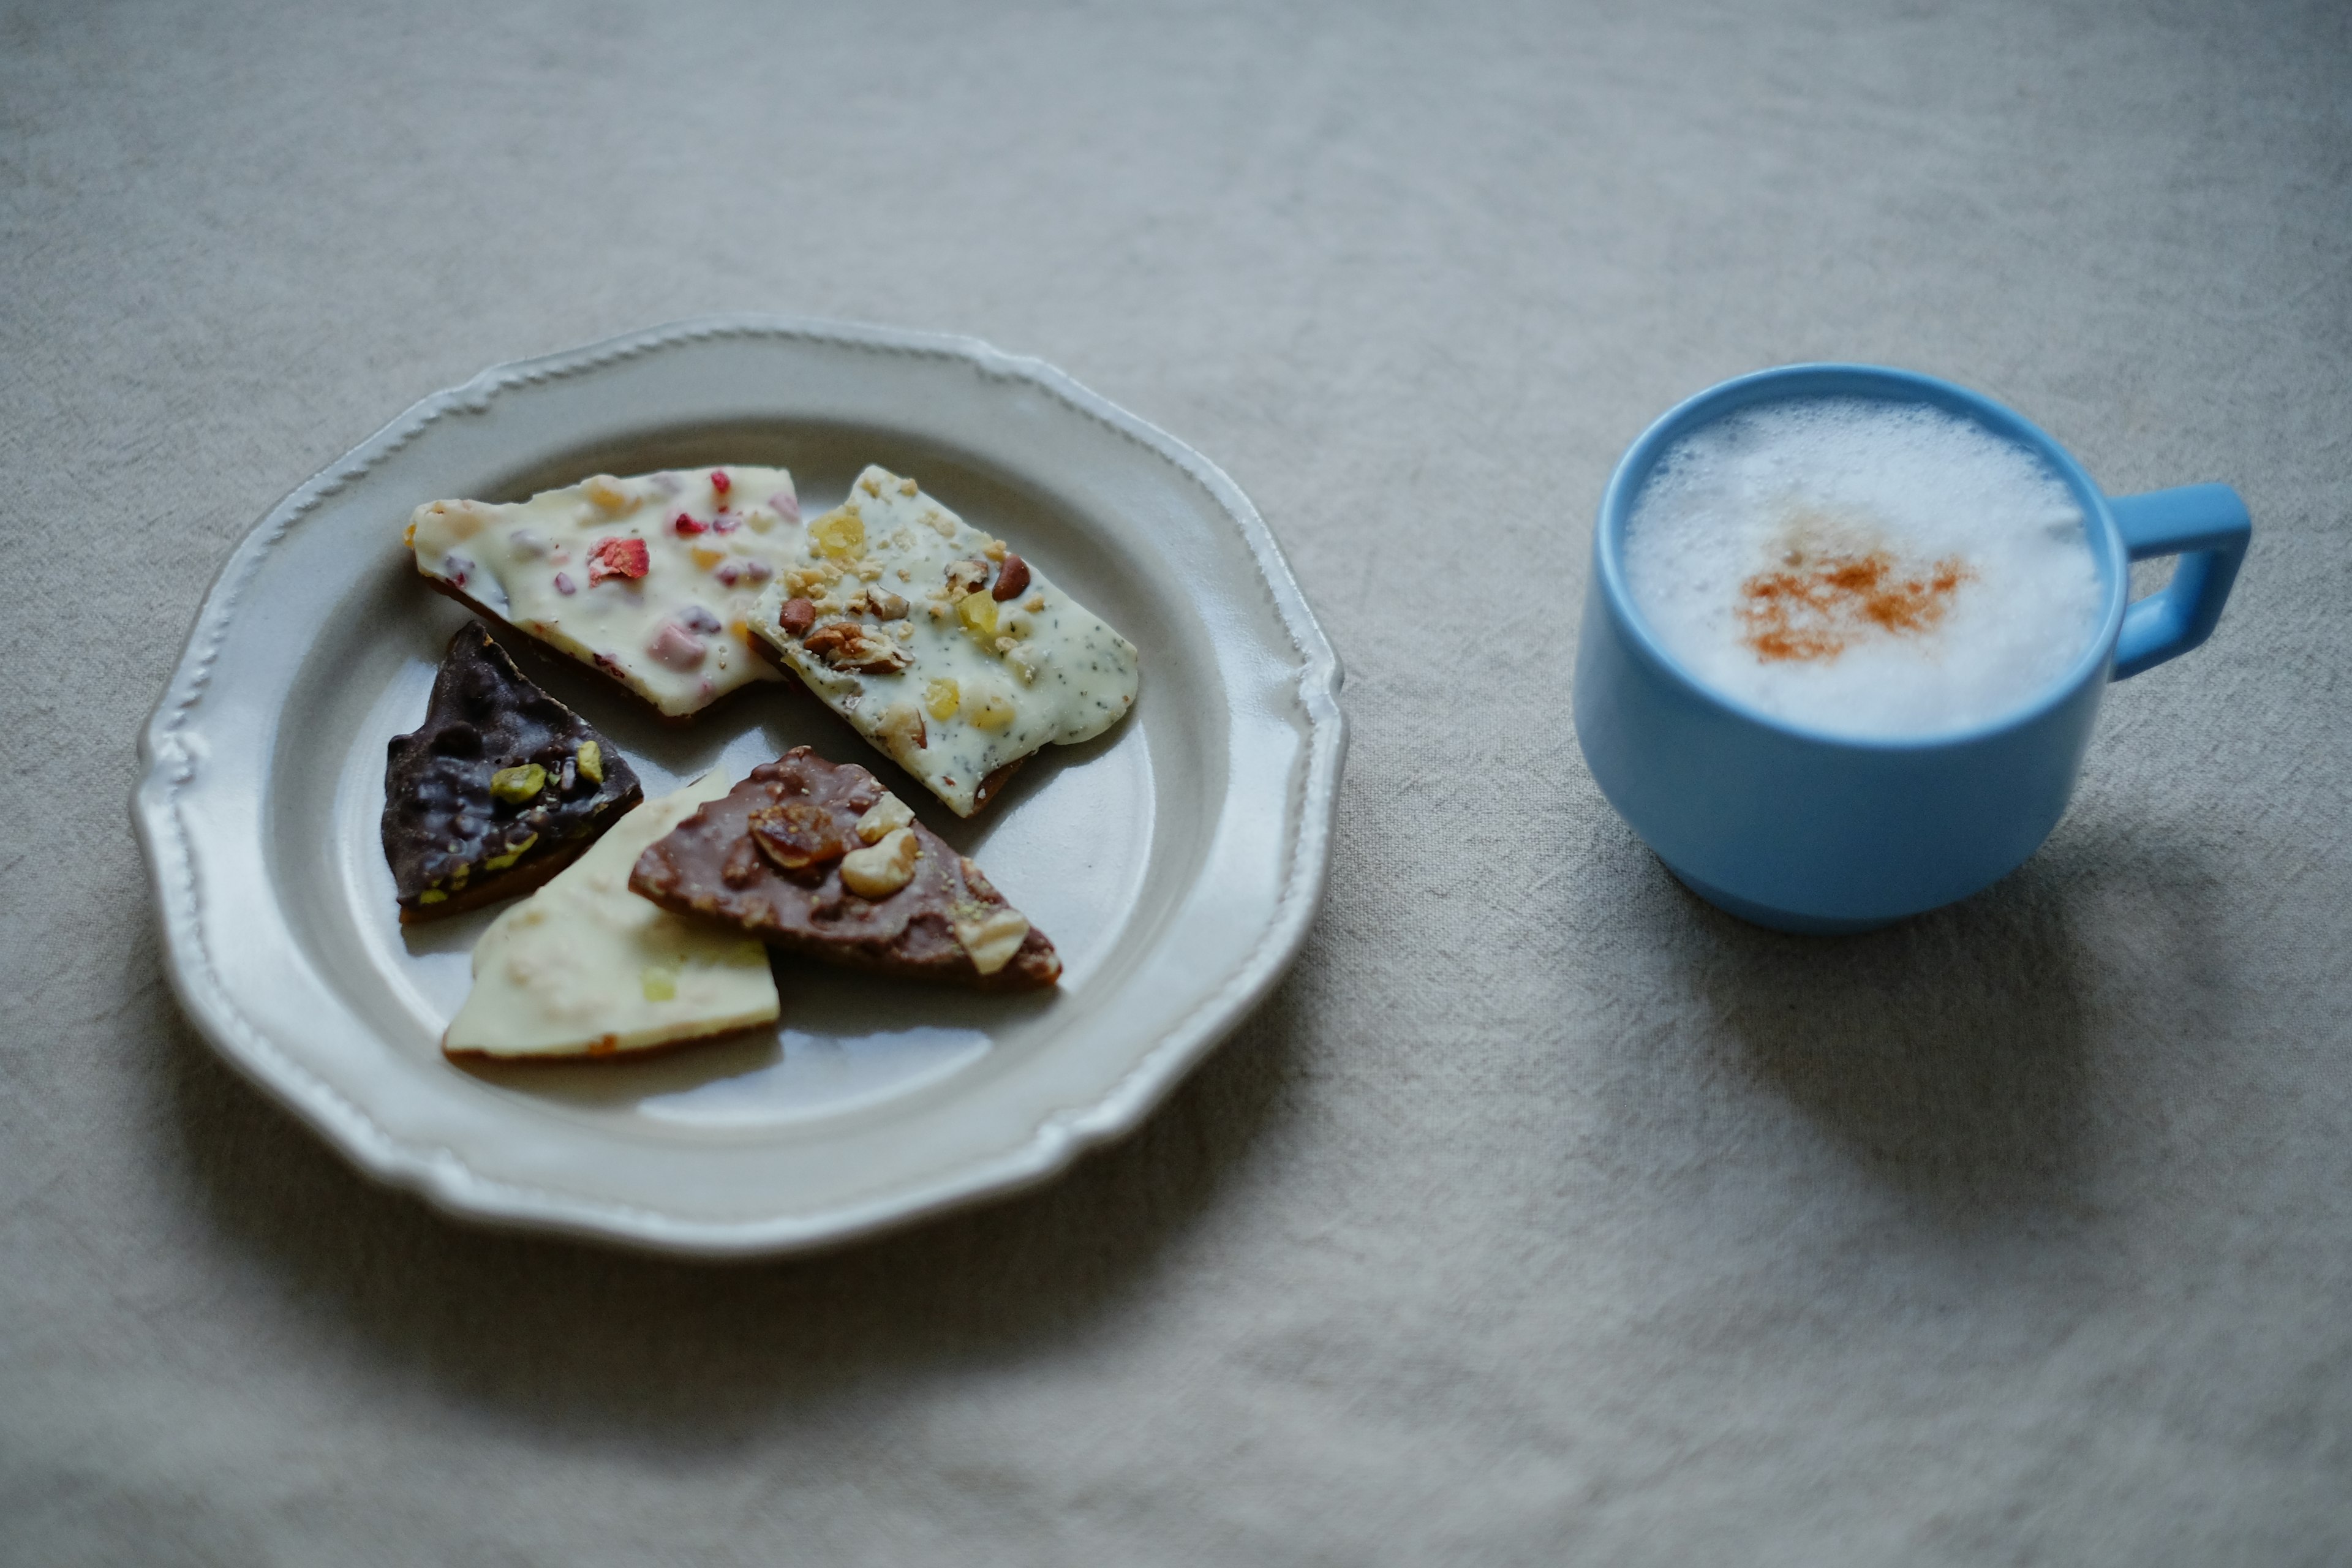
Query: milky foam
1622 396 2104 739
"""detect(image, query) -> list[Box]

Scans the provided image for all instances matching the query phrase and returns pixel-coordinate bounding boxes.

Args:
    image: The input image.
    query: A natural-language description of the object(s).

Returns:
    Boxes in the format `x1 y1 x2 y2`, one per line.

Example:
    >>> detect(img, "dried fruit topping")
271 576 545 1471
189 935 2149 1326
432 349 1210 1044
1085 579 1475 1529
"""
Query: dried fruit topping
649 622 707 669
804 620 912 674
748 799 860 873
992 553 1031 601
968 689 1016 730
777 597 817 638
679 604 723 635
839 827 919 899
582 475 632 512
710 469 731 497
690 544 725 570
957 590 999 643
587 537 649 584
944 558 990 598
489 763 546 803
924 677 961 720
811 506 865 560
710 511 742 533
673 511 707 537
770 491 799 522
575 741 603 784
554 571 577 595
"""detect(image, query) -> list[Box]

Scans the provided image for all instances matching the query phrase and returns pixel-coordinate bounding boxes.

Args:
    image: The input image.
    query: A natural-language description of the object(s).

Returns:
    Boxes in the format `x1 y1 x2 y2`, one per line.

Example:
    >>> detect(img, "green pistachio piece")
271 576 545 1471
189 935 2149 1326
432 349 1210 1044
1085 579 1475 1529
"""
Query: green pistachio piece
576 742 603 785
490 763 547 803
481 831 539 872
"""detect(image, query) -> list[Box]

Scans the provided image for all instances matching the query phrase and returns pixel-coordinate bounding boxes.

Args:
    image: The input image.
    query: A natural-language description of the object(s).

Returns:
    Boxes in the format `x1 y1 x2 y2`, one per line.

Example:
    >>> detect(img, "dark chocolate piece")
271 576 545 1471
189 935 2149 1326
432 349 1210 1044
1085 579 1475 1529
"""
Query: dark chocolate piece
628 747 1060 990
383 620 643 922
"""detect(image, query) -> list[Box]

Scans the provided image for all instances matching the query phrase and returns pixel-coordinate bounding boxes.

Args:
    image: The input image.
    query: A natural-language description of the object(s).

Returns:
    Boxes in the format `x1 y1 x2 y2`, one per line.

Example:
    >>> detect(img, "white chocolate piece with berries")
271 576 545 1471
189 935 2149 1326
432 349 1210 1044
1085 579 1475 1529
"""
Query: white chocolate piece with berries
748 466 1141 816
407 467 803 718
442 771 779 1061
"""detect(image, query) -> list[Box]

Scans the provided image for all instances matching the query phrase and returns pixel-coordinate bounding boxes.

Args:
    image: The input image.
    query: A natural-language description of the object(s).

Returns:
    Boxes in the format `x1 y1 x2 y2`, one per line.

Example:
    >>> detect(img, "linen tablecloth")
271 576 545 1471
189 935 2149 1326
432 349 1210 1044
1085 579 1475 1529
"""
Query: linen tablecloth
6 1 2348 1561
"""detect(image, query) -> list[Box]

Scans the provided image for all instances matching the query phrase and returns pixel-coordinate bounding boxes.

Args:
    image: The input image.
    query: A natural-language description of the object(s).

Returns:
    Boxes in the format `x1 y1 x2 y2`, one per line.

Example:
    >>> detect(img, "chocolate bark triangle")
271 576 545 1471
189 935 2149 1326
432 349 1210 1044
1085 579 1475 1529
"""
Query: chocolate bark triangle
627 747 1061 990
383 620 643 921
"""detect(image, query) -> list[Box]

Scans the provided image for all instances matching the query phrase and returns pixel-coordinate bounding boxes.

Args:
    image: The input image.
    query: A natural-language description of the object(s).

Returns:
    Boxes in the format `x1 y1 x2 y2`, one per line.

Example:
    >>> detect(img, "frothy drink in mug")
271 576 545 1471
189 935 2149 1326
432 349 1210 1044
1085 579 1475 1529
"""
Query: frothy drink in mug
1622 398 2103 737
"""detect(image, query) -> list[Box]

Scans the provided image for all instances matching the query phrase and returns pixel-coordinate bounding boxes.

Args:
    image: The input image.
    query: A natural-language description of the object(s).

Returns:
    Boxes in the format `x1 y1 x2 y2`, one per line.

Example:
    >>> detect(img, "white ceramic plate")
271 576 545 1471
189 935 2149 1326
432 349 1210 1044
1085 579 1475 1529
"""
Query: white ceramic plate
134 316 1345 1257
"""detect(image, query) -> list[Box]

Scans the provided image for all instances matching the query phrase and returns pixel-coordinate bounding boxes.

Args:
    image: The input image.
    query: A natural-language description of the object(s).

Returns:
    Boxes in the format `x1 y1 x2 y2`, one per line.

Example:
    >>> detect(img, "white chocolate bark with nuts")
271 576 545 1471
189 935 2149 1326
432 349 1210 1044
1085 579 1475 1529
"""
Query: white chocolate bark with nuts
748 466 1140 816
443 771 780 1060
407 467 802 718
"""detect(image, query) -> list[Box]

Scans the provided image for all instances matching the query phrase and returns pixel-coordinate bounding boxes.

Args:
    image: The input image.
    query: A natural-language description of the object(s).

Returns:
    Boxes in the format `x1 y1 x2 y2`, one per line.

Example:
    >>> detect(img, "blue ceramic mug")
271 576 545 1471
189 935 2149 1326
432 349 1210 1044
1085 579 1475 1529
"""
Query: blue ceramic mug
1572 364 2250 933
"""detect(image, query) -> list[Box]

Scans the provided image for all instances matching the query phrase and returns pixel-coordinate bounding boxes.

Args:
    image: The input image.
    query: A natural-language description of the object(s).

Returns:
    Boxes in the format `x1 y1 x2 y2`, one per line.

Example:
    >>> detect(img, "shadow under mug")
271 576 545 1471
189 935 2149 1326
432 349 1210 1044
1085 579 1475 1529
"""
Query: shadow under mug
1573 364 2250 934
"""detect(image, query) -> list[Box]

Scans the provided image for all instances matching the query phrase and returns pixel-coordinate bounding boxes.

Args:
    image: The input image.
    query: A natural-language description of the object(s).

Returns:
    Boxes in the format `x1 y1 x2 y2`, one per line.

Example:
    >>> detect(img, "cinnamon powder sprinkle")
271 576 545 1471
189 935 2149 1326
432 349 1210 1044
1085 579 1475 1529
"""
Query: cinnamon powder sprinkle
1738 549 1973 663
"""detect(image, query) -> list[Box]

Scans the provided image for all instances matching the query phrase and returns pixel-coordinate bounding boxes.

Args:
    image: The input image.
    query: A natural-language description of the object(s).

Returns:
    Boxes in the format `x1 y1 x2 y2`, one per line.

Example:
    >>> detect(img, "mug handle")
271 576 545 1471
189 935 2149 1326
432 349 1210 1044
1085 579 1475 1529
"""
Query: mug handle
2108 483 2251 680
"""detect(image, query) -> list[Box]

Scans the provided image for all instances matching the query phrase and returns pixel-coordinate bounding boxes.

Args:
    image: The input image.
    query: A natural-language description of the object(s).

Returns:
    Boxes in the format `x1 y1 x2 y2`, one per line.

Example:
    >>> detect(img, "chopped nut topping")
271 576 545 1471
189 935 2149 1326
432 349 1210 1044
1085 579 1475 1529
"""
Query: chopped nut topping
839 827 919 899
859 473 884 497
489 763 546 803
640 966 677 1002
982 538 1007 562
482 831 538 872
944 558 990 598
1023 593 1045 612
876 701 927 760
923 507 957 538
575 741 603 784
897 477 919 497
748 799 859 872
777 598 818 638
992 552 1030 600
803 620 911 674
854 791 916 845
867 588 909 620
952 906 1030 974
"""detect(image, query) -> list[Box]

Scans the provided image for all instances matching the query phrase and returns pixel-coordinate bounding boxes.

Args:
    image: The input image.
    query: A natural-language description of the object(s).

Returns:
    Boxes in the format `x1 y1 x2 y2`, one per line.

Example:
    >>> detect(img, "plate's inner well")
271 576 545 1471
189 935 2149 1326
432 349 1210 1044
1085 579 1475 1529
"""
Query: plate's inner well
268 425 1218 1142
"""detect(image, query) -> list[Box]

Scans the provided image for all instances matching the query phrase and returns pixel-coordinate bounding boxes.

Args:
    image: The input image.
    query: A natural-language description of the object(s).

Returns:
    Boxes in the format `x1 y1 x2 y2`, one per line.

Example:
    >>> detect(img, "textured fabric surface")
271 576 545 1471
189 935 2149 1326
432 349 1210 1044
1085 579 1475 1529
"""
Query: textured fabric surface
5 1 2349 1562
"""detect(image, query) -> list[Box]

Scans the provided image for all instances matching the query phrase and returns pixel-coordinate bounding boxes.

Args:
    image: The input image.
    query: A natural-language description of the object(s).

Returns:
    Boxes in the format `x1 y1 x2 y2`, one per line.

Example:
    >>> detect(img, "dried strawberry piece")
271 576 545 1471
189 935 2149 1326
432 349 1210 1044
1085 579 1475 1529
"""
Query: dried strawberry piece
587 537 650 584
710 470 731 497
672 511 707 537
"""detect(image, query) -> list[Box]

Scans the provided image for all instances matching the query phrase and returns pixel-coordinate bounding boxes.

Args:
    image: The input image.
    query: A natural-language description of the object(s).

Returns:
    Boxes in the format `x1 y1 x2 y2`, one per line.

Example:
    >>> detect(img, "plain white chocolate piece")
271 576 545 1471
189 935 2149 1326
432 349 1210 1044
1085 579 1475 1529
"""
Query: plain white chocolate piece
443 771 780 1060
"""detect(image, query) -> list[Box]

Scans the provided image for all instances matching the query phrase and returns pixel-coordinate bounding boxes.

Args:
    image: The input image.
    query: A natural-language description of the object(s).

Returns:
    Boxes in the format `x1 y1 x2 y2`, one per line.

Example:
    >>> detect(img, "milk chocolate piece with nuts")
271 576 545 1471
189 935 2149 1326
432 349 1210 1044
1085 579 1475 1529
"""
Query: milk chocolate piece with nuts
628 747 1060 990
382 620 643 922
